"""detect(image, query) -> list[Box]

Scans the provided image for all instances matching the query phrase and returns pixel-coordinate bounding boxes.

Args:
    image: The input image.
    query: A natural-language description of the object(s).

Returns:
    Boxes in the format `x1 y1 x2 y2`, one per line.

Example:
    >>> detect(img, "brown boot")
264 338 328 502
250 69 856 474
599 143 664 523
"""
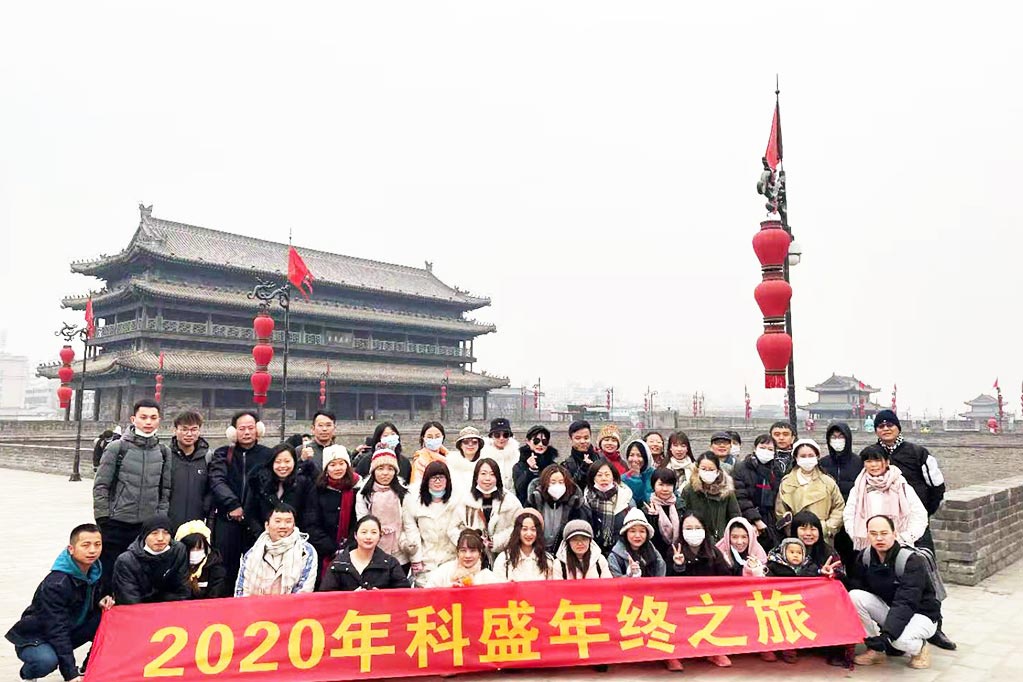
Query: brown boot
664 659 684 672
908 643 931 669
854 648 887 666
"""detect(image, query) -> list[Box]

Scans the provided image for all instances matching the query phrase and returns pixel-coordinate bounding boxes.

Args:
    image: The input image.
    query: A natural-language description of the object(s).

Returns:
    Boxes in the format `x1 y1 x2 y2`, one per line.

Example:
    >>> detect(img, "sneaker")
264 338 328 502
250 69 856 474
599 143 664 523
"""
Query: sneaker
908 643 931 669
760 651 779 662
664 659 684 672
853 648 887 666
707 655 732 667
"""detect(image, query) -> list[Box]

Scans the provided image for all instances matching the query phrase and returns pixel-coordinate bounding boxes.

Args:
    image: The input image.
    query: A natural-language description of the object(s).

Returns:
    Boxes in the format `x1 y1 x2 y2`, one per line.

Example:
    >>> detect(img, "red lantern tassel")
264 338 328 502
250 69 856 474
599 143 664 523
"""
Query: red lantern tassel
765 373 787 389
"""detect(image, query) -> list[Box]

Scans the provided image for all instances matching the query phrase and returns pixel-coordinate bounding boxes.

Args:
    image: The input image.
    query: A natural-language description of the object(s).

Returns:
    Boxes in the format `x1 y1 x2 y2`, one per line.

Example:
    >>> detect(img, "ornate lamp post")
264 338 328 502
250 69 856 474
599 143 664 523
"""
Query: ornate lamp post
319 364 330 407
440 374 449 421
532 378 541 421
248 277 291 438
55 322 90 482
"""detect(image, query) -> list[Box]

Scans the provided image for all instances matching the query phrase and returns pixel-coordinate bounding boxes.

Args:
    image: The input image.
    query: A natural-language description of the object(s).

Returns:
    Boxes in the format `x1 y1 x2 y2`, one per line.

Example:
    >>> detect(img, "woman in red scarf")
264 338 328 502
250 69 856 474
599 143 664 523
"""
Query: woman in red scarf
303 445 361 584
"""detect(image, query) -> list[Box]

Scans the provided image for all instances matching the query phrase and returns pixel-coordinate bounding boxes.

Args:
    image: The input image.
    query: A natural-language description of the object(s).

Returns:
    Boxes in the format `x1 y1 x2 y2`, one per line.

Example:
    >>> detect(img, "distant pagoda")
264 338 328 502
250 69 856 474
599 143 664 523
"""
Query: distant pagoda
959 394 1011 427
39 204 507 423
800 373 884 420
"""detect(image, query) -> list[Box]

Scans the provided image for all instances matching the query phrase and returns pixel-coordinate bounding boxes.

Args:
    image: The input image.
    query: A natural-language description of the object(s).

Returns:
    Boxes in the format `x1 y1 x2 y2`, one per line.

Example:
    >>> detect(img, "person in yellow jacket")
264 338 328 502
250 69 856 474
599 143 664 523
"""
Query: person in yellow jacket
775 438 845 539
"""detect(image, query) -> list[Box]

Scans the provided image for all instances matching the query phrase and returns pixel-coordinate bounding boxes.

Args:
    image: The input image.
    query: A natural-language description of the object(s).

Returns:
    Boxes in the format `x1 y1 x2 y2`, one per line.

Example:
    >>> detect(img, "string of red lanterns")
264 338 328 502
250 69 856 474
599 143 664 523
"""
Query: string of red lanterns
155 351 164 402
752 218 793 388
252 310 275 405
57 345 75 409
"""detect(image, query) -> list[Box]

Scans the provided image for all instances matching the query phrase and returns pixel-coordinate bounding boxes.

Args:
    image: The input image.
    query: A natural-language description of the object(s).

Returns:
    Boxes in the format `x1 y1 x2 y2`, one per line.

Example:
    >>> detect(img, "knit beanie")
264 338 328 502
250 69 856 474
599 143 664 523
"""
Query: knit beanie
322 444 351 470
568 420 591 437
563 519 594 542
369 444 399 474
598 424 621 448
174 520 211 543
619 507 655 537
873 409 901 430
140 515 173 539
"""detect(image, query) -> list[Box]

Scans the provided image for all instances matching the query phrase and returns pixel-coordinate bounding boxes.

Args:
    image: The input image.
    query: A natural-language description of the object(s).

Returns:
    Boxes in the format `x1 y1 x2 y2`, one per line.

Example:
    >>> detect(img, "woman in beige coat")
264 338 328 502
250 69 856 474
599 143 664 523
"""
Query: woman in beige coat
775 439 845 539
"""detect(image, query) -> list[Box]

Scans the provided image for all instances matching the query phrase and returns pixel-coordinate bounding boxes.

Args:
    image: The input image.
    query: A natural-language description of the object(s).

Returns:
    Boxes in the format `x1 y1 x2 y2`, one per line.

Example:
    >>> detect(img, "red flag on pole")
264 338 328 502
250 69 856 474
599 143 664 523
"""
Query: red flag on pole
84 297 95 339
764 100 783 171
288 246 314 300
993 378 1000 390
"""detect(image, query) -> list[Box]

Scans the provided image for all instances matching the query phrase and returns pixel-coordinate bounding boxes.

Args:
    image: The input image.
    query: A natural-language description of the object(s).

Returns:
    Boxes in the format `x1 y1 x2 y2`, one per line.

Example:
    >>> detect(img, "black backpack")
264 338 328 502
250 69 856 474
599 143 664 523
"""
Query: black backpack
861 545 947 601
108 438 172 503
93 431 121 468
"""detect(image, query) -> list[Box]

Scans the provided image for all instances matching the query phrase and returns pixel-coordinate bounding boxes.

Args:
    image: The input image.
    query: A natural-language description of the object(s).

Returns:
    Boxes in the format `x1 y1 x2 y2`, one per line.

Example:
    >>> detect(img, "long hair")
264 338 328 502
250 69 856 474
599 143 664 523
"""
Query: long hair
563 535 592 579
418 461 453 505
470 458 504 501
419 421 445 446
359 460 407 501
680 510 720 561
315 455 356 490
538 463 577 504
266 444 298 487
667 430 694 461
371 422 401 456
505 513 549 575
456 528 491 570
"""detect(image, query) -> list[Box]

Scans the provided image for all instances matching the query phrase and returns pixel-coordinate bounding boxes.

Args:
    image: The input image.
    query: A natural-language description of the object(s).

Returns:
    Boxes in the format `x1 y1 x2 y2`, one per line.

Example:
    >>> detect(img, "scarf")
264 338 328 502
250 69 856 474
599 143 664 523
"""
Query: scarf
327 475 359 552
586 486 618 548
411 446 448 484
369 483 402 557
603 451 626 475
700 473 729 498
849 465 911 549
665 456 690 474
653 495 680 545
878 434 904 455
714 519 768 568
241 530 309 595
448 558 482 585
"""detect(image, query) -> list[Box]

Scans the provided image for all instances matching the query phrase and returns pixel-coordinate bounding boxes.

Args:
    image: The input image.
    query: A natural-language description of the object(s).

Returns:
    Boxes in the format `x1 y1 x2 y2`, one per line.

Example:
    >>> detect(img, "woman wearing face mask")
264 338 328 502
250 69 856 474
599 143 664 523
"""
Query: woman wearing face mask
453 458 522 561
355 445 411 570
555 520 611 579
582 461 634 556
303 445 361 583
775 439 845 539
525 464 591 551
402 460 460 587
492 508 558 582
819 422 861 567
428 529 499 587
842 448 927 551
670 512 733 670
174 522 228 598
679 454 741 543
409 421 448 485
641 468 686 575
512 425 559 502
732 434 785 552
244 444 313 538
319 515 409 591
664 431 696 491
621 440 653 505
643 431 666 468
353 422 412 483
446 426 486 495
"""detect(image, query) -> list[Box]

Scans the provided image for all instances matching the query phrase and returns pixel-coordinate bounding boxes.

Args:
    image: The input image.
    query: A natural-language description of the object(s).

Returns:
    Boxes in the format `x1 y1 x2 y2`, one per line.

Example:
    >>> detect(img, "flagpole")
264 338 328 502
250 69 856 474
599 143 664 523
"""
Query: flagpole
71 335 89 482
773 78 798 430
280 293 290 440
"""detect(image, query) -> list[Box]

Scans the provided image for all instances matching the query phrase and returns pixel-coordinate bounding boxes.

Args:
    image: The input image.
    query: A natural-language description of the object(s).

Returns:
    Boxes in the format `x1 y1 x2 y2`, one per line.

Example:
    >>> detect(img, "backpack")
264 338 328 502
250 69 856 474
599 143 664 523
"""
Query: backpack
861 545 947 601
108 438 172 504
93 431 121 468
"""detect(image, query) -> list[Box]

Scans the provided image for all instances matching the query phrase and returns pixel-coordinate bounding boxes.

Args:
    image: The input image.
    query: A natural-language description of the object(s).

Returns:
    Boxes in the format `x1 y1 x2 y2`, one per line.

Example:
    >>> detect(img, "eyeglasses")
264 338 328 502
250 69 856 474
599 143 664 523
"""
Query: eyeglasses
176 427 201 434
429 475 447 482
531 437 549 445
876 422 896 429
492 431 512 439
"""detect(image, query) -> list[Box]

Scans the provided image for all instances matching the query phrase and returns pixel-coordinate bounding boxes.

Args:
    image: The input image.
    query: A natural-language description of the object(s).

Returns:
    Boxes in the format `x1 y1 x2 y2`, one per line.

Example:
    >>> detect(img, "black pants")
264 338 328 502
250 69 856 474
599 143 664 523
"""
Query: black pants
98 519 141 595
214 517 255 591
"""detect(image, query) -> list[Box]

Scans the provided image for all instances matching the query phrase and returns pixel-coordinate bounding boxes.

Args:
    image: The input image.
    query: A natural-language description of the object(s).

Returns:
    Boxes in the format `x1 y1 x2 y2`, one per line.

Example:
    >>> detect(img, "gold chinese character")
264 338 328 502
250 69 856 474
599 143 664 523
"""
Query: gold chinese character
616 595 676 654
330 610 395 673
745 590 818 645
548 599 610 658
405 604 470 668
479 600 541 663
685 593 748 648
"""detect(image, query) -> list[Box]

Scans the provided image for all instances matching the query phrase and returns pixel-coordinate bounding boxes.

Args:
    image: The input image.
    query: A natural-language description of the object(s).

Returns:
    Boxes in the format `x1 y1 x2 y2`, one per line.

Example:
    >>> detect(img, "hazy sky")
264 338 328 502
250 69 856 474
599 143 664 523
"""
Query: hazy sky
1 2 1020 419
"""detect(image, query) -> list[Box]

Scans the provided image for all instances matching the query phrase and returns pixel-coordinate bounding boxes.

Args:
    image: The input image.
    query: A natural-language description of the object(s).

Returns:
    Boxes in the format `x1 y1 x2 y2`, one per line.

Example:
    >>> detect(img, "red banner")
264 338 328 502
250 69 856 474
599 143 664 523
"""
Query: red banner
84 577 861 681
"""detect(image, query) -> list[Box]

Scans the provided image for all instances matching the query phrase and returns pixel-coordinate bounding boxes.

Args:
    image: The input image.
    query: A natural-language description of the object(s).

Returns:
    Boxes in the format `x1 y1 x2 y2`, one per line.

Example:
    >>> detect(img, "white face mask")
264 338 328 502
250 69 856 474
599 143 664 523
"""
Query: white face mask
698 470 718 484
754 448 775 463
424 437 443 452
381 434 400 448
594 481 615 492
797 457 818 471
189 549 206 565
476 484 497 496
547 483 566 500
682 528 706 547
729 445 741 457
829 438 846 452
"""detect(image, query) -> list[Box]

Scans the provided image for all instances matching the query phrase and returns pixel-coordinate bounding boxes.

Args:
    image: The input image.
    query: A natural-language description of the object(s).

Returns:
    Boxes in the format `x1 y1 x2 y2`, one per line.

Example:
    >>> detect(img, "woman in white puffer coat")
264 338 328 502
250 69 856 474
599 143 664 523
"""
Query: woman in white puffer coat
402 460 462 587
451 458 522 563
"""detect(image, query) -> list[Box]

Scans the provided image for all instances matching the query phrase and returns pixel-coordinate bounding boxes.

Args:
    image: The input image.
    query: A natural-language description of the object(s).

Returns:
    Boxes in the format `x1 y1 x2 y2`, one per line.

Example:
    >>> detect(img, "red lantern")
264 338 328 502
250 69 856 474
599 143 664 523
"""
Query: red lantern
58 366 74 383
57 385 73 408
155 374 163 383
154 391 162 402
754 278 792 319
251 370 271 404
756 332 793 388
252 344 274 367
253 313 275 339
752 220 791 268
59 345 75 365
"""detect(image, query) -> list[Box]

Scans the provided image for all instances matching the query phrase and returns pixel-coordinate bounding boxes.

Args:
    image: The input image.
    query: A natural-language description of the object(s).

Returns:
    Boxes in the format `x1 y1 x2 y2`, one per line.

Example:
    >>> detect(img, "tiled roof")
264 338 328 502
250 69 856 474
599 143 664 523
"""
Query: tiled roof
964 394 998 406
798 401 885 412
70 210 490 309
806 374 879 393
38 350 508 389
62 277 495 336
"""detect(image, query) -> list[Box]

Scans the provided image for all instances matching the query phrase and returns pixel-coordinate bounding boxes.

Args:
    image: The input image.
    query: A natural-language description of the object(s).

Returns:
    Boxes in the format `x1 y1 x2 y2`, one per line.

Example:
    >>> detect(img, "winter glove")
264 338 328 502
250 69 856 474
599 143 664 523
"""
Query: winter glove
864 634 891 652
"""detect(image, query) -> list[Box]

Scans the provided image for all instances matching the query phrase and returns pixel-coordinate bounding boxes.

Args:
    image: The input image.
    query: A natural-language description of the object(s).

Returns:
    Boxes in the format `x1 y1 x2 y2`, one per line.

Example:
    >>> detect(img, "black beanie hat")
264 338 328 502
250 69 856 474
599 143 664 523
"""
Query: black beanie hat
873 409 901 430
140 515 173 539
568 420 592 436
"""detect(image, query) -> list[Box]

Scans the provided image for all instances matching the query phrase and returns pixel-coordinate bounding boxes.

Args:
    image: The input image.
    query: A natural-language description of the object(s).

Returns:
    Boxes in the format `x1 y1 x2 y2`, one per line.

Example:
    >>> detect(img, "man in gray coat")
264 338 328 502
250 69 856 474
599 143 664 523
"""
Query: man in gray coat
93 398 172 593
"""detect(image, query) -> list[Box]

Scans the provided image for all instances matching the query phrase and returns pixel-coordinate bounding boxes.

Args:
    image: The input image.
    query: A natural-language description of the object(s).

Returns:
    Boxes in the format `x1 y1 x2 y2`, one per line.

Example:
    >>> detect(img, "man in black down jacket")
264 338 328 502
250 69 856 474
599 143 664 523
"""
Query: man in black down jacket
167 410 212 533
731 442 786 552
6 524 113 682
820 422 861 566
848 515 940 669
112 515 190 605
858 409 954 650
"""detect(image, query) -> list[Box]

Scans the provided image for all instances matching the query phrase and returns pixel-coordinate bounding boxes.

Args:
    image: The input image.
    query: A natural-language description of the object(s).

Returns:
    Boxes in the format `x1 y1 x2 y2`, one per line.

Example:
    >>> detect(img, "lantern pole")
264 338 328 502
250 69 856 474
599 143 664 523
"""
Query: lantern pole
248 278 291 439
55 323 89 482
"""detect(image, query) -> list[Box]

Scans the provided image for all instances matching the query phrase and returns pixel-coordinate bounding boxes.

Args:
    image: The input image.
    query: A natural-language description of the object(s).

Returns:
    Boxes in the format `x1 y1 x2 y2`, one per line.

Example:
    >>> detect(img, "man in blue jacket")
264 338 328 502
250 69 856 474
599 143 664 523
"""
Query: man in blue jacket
6 523 114 681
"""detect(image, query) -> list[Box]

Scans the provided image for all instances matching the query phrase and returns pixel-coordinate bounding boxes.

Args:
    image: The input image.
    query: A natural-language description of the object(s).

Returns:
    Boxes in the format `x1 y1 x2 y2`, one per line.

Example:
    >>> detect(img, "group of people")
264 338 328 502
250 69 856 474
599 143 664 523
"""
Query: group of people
7 399 956 680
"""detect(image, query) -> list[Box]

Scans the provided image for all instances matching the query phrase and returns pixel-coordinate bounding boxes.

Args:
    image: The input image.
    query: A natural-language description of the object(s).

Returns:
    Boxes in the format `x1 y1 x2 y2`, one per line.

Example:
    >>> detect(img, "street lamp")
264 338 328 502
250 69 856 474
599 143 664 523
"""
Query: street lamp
54 322 89 482
248 277 292 439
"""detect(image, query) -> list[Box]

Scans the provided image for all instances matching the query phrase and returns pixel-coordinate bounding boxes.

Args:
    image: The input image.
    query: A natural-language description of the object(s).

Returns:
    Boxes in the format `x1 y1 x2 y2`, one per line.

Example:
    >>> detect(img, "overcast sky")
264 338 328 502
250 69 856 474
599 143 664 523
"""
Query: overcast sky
1 1 1020 419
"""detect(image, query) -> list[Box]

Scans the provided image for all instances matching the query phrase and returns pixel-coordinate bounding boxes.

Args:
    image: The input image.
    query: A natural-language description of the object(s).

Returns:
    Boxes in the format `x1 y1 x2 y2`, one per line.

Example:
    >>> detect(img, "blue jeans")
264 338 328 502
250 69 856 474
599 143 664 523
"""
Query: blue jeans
16 614 98 680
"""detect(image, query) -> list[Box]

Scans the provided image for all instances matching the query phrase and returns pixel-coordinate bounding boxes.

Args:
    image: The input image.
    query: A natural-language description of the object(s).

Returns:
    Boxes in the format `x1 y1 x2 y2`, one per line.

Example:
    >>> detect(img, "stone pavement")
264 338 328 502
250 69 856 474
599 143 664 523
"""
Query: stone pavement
0 468 1019 681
